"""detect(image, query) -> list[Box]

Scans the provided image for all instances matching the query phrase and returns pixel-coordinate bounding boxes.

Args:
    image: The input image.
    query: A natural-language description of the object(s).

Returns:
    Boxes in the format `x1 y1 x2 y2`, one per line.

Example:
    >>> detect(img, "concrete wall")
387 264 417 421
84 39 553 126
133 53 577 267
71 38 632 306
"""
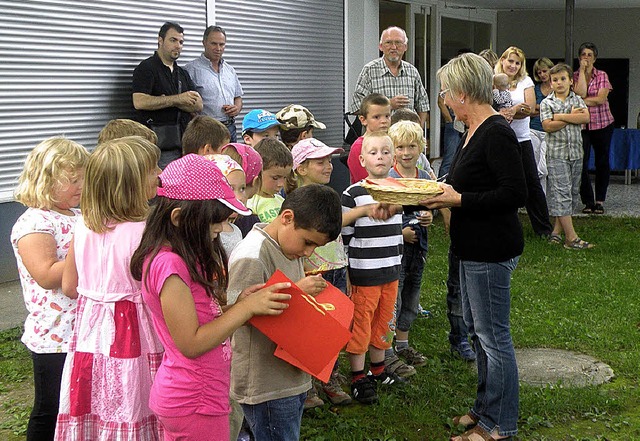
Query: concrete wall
0 202 25 283
496 7 640 127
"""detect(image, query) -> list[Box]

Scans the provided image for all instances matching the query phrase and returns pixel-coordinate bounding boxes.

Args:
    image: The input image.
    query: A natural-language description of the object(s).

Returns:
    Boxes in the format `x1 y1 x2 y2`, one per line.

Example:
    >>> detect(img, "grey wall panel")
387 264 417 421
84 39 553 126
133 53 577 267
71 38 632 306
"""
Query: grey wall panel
213 0 345 147
0 0 206 201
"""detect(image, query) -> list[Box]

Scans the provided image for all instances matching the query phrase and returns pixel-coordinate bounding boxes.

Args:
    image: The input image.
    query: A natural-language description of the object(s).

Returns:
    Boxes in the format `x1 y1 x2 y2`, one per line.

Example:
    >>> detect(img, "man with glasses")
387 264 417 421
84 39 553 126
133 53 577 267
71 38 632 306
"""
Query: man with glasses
185 26 244 142
350 26 430 128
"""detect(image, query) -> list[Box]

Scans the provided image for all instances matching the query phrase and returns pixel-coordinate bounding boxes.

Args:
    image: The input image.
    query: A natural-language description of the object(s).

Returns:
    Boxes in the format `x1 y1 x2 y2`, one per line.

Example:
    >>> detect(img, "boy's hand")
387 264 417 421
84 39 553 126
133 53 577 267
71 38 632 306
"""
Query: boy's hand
238 282 292 316
296 275 327 297
402 226 417 244
417 210 433 227
571 106 588 115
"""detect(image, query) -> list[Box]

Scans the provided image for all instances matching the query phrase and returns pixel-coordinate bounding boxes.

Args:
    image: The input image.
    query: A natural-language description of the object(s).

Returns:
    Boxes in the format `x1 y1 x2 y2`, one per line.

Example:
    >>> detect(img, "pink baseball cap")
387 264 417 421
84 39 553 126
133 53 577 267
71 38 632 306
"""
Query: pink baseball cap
221 143 263 184
157 154 251 216
291 138 344 171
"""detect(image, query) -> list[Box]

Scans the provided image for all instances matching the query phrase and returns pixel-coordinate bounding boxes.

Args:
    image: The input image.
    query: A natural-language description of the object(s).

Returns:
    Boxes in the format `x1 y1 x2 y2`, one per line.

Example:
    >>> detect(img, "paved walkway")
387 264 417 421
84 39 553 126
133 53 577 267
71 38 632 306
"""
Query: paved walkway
1 176 638 332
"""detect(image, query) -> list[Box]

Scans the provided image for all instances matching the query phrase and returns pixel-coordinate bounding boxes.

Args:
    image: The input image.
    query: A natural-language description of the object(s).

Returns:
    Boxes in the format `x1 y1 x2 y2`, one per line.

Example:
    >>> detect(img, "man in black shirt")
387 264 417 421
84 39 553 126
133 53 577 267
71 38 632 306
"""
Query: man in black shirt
132 22 203 168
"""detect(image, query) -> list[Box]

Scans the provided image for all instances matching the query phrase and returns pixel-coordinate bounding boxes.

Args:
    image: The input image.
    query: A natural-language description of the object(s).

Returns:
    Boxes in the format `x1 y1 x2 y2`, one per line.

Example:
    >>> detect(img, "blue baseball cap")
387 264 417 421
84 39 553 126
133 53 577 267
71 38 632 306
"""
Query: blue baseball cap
242 109 279 135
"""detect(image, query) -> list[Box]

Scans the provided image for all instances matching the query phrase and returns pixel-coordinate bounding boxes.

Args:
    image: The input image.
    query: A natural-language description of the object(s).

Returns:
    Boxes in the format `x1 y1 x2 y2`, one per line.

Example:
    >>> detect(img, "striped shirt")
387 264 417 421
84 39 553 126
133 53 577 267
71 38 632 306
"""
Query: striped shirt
573 67 614 130
350 57 430 114
341 183 403 286
540 91 586 160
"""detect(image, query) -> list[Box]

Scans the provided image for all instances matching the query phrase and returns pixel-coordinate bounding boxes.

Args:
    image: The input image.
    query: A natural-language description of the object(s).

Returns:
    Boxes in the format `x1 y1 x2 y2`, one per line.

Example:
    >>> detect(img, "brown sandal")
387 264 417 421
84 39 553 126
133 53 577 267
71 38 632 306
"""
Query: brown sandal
452 425 513 441
452 412 479 430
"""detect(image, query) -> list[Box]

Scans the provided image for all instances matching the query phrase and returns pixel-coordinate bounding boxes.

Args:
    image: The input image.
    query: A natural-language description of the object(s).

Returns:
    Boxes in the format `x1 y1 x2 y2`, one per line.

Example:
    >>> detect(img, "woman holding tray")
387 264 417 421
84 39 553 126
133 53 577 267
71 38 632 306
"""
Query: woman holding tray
422 53 527 441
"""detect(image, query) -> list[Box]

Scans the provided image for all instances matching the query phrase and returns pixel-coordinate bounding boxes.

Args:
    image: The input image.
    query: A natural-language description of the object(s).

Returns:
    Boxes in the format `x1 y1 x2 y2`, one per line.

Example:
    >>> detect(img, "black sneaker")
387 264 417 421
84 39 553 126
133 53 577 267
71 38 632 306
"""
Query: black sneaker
350 376 378 404
367 370 406 386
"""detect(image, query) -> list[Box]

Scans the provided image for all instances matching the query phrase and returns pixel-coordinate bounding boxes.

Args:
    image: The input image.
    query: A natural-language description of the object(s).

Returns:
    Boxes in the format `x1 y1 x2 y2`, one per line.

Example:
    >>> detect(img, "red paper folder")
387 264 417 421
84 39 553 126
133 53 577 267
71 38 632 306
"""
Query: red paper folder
248 270 353 381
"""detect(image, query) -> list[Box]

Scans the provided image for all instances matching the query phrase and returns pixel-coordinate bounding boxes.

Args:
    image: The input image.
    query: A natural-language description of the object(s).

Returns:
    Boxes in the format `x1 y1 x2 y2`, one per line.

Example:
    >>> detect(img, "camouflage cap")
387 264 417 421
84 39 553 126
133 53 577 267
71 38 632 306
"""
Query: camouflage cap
276 104 326 130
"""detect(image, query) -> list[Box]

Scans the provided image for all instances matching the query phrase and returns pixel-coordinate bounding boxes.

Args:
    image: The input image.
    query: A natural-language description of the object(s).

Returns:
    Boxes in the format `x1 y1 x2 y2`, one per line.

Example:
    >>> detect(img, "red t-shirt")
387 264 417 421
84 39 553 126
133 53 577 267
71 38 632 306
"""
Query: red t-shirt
347 136 367 183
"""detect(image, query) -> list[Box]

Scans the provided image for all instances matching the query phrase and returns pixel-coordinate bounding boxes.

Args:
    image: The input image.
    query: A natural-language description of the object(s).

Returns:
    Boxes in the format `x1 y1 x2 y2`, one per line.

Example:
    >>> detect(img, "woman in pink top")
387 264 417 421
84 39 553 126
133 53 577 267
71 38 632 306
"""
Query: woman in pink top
55 137 164 440
130 154 291 441
573 42 615 214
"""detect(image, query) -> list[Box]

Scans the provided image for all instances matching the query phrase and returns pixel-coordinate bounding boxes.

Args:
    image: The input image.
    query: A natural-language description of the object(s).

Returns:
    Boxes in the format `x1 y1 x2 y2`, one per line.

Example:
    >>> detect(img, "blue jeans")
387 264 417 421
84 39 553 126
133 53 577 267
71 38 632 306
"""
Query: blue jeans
460 258 520 437
438 122 461 178
322 267 347 295
240 392 306 441
395 242 425 332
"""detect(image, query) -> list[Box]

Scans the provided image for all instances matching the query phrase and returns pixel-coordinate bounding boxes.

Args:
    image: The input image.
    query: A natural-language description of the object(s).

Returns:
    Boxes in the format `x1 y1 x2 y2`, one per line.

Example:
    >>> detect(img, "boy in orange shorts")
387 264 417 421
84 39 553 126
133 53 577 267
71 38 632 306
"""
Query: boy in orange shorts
341 130 404 404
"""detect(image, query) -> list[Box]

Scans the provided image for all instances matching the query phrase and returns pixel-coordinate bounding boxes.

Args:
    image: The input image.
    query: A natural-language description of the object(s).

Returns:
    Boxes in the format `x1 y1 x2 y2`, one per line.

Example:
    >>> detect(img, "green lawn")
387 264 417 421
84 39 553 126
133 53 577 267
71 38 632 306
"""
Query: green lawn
2 215 639 440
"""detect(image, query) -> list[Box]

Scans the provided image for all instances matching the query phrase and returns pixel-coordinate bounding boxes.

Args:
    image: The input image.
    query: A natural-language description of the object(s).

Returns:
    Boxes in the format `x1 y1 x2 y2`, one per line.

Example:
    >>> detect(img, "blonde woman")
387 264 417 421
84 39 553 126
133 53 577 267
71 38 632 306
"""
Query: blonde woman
496 47 552 238
423 53 526 441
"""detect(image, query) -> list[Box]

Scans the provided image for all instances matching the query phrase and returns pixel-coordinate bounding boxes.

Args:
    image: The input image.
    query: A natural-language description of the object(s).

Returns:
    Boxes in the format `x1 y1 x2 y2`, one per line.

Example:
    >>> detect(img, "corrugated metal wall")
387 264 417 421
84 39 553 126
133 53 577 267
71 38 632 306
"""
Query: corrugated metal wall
0 0 345 202
0 0 206 201
214 0 344 147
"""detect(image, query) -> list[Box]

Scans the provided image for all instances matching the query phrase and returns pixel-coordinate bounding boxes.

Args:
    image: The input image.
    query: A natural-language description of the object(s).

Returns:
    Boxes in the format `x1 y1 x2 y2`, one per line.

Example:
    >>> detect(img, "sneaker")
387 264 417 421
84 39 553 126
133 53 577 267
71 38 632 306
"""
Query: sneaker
303 385 324 410
384 354 417 378
417 304 431 318
450 339 476 362
397 346 427 367
368 370 406 386
350 376 378 404
322 374 352 405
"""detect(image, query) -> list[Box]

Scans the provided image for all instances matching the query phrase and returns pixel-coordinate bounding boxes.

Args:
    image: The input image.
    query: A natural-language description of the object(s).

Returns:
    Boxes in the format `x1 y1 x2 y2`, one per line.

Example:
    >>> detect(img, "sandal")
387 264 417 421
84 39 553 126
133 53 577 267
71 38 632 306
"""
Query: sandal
451 425 513 441
582 205 594 214
564 237 594 250
548 233 563 245
593 203 605 214
452 412 479 430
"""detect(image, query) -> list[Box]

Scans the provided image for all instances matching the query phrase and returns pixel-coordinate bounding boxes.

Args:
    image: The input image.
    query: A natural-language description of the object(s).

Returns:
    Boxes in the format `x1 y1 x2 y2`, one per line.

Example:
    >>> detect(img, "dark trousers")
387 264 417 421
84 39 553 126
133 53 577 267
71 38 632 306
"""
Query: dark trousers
520 140 552 236
581 124 614 205
223 119 238 143
27 351 66 441
446 246 468 345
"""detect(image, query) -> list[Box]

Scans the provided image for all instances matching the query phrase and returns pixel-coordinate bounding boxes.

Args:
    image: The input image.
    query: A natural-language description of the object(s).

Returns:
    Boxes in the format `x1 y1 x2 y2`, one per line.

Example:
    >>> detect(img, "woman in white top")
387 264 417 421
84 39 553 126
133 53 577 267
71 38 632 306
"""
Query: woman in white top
496 46 552 238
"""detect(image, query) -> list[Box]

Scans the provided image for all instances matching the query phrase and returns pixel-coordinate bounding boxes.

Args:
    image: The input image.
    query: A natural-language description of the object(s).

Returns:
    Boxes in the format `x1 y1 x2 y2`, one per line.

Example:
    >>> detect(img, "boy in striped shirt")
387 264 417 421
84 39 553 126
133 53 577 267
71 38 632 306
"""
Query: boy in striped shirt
341 130 404 404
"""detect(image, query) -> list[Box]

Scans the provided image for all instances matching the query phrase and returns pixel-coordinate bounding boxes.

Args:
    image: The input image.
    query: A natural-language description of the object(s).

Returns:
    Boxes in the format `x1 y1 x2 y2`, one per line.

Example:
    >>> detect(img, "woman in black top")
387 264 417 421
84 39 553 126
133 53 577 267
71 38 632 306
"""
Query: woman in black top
423 53 527 441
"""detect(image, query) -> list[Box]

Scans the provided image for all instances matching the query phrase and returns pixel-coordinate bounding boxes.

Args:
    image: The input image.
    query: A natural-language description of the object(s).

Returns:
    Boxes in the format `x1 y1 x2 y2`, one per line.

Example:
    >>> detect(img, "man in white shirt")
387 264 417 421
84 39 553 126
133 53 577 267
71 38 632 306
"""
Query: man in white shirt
185 26 244 142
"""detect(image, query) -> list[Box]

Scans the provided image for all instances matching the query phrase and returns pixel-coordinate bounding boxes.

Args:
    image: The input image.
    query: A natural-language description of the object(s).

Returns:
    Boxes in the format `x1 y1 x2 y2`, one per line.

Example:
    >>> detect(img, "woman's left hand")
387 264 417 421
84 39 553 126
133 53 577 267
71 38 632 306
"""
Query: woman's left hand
420 183 461 210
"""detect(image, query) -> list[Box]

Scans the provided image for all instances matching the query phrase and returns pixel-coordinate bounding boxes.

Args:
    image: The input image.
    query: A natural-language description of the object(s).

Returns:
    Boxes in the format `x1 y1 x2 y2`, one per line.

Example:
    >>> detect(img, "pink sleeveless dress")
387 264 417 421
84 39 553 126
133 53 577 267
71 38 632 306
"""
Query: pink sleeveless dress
55 220 164 440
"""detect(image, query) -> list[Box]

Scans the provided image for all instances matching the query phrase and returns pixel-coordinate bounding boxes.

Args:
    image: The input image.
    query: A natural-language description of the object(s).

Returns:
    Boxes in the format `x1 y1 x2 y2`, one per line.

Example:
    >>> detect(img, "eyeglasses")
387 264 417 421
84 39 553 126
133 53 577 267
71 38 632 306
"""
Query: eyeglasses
381 40 406 48
438 89 449 100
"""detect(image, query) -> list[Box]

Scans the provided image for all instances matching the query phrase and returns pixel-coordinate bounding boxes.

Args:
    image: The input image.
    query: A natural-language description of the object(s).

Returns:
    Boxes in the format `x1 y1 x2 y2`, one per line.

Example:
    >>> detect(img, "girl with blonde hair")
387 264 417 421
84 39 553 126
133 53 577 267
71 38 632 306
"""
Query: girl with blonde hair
55 136 164 440
11 137 89 441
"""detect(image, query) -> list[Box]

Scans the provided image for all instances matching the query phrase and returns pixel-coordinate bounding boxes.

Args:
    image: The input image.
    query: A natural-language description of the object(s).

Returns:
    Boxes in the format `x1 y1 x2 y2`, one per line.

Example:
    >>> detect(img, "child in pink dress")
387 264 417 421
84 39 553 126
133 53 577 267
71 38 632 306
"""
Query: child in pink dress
11 137 89 441
55 136 164 440
130 154 292 441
